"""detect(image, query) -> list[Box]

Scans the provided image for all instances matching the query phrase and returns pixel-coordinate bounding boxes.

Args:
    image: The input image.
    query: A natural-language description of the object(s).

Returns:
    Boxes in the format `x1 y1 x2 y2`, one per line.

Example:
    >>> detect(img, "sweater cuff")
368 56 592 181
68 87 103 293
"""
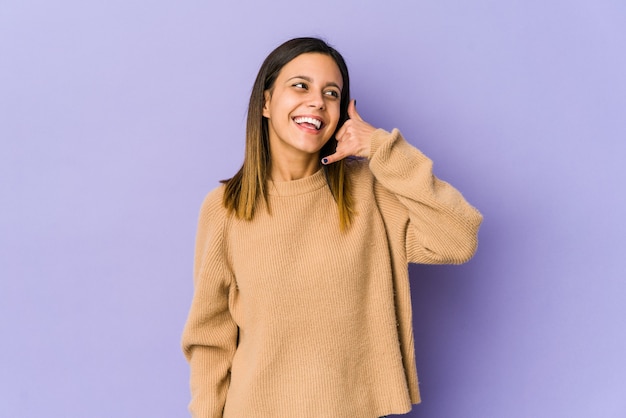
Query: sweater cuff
368 128 392 159
369 128 431 179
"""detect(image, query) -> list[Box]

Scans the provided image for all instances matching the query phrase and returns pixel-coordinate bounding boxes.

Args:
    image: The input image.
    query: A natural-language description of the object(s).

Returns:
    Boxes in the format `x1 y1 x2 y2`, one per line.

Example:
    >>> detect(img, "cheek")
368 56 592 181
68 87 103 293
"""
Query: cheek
329 104 341 126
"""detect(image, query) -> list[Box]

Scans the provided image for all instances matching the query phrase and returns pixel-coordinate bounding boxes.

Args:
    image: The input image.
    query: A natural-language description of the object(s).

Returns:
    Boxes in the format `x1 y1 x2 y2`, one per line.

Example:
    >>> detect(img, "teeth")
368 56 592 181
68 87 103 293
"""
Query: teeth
294 116 322 130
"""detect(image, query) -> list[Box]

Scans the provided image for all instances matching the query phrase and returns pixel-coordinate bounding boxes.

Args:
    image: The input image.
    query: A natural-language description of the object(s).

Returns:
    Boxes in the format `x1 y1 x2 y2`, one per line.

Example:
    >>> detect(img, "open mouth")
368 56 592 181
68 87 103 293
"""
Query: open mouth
293 116 323 131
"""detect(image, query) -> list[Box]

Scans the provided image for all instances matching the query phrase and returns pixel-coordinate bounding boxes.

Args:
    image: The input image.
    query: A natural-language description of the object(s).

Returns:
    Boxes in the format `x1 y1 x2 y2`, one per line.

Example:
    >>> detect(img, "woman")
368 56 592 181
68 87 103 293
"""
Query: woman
182 37 482 417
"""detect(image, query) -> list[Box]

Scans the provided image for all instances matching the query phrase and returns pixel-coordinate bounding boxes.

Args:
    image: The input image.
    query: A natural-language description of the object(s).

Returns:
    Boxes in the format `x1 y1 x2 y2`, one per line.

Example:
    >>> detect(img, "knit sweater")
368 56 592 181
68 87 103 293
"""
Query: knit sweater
182 129 483 418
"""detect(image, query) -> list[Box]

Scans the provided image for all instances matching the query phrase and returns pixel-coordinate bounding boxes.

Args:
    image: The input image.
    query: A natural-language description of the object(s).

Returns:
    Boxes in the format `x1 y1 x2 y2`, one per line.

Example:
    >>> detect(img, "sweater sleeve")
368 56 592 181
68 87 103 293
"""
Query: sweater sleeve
181 188 238 418
369 128 483 264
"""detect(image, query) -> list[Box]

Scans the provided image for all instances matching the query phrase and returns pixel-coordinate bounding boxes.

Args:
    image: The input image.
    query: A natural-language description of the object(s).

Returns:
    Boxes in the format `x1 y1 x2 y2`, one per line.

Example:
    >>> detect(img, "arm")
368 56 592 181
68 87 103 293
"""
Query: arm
369 128 483 264
323 100 482 264
181 189 238 417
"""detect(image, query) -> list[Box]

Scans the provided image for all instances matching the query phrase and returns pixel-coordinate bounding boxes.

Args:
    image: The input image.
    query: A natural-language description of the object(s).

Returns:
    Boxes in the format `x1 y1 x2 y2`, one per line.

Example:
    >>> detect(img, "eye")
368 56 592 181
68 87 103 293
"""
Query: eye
324 90 340 98
293 82 307 90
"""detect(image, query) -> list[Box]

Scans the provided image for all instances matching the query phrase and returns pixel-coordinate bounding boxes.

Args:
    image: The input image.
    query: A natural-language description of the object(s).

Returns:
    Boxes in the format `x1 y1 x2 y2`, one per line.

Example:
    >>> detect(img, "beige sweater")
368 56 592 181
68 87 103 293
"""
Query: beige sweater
182 129 482 417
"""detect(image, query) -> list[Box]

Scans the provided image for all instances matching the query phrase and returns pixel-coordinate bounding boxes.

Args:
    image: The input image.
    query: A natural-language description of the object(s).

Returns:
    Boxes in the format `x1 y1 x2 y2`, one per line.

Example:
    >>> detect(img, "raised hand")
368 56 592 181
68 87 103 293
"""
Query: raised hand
322 99 377 165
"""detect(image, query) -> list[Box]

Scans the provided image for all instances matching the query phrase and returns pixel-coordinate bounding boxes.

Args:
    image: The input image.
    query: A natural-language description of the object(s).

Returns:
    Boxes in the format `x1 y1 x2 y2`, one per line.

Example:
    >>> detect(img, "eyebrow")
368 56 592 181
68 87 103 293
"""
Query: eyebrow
287 75 342 90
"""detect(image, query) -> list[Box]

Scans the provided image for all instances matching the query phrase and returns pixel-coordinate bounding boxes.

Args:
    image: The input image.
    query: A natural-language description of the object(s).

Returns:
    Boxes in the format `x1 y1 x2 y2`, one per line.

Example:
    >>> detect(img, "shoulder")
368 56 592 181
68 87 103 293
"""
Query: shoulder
197 184 229 228
344 158 379 207
345 157 373 184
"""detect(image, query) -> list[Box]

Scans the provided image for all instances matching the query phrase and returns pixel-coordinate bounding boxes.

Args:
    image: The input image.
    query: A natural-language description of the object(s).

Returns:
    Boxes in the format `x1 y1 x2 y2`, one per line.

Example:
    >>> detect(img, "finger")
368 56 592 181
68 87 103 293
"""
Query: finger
335 119 351 141
347 99 362 121
335 123 346 141
321 151 345 165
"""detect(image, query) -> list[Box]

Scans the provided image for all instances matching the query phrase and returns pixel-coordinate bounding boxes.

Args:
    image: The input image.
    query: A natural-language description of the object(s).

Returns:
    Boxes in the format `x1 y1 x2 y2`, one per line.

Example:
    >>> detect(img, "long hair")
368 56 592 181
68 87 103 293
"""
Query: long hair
222 37 354 230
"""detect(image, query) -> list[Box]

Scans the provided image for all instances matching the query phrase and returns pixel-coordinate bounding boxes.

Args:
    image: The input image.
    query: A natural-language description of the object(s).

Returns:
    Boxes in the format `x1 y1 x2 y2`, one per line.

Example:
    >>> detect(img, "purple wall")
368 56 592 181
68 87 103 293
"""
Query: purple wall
1 1 625 417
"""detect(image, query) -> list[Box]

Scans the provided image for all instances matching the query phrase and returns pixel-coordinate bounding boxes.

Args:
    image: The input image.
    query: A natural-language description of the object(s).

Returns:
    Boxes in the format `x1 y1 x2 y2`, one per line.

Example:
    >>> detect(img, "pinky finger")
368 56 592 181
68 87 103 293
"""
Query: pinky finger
321 153 341 165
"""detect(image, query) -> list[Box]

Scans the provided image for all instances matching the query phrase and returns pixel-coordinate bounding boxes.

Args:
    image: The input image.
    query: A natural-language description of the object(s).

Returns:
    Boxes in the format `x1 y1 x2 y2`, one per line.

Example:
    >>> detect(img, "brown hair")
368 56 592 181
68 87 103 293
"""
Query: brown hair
222 37 354 230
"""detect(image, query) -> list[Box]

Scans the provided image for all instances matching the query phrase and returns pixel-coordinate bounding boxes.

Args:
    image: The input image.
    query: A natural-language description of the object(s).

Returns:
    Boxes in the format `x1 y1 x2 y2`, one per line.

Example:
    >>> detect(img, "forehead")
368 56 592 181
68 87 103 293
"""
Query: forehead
278 53 343 87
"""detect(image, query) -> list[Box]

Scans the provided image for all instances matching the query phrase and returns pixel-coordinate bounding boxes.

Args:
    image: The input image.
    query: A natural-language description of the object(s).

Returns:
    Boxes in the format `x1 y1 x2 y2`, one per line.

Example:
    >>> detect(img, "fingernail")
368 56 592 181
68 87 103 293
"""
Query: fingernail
322 158 329 164
354 100 357 107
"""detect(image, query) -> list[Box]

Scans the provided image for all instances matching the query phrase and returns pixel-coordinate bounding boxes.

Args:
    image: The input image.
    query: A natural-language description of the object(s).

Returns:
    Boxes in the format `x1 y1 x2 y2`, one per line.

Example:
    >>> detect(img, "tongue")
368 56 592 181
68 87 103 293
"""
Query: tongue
299 122 318 130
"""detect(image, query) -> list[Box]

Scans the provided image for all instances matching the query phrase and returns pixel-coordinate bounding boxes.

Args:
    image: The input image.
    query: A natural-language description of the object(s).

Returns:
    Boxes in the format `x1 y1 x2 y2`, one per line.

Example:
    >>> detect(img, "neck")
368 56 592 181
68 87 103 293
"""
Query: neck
270 155 321 181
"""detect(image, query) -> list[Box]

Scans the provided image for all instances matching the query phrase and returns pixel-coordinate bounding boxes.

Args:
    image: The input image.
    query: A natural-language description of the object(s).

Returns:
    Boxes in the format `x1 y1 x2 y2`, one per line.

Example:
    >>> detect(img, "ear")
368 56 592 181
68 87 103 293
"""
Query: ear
262 90 271 118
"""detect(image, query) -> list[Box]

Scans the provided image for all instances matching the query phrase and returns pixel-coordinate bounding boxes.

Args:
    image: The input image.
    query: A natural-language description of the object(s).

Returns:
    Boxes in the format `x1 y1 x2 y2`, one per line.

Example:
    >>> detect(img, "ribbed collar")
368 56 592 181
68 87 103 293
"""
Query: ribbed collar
267 168 327 196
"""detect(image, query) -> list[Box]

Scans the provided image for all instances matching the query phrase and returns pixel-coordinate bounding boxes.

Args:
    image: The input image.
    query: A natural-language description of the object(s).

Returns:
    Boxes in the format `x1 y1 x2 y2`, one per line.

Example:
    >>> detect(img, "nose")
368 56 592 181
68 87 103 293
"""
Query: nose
308 90 325 110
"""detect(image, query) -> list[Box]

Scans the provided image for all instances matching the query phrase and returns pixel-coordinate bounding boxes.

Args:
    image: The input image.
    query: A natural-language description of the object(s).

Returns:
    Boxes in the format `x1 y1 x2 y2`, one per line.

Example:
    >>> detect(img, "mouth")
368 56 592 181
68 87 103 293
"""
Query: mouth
293 116 324 131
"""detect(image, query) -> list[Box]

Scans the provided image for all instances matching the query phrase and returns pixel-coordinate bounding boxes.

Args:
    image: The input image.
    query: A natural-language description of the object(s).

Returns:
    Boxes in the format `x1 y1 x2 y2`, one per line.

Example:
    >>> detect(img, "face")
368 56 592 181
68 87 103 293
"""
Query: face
263 53 343 163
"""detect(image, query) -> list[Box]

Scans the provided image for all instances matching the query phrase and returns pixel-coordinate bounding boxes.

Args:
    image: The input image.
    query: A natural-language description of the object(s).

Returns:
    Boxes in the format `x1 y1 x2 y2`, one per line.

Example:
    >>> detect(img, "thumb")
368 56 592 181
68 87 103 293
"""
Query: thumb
347 99 362 121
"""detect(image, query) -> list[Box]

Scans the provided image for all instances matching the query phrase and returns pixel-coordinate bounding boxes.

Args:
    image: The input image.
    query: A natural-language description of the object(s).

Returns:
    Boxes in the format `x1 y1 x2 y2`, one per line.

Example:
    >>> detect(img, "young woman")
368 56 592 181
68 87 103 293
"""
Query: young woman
182 37 482 417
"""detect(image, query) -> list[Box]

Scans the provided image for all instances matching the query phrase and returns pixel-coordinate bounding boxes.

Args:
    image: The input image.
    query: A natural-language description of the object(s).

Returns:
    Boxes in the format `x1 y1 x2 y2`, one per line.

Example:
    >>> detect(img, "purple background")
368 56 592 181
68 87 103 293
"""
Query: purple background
1 1 625 417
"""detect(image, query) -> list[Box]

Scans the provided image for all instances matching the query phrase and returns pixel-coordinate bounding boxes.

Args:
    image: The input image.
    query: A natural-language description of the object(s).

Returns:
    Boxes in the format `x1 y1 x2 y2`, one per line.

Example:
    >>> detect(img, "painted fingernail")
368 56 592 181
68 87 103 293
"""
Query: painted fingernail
322 158 329 164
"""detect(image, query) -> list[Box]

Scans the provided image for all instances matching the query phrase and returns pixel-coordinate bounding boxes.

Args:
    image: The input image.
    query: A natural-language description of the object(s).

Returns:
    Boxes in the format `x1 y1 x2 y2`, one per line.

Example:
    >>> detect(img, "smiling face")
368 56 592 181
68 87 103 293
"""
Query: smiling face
262 53 343 165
